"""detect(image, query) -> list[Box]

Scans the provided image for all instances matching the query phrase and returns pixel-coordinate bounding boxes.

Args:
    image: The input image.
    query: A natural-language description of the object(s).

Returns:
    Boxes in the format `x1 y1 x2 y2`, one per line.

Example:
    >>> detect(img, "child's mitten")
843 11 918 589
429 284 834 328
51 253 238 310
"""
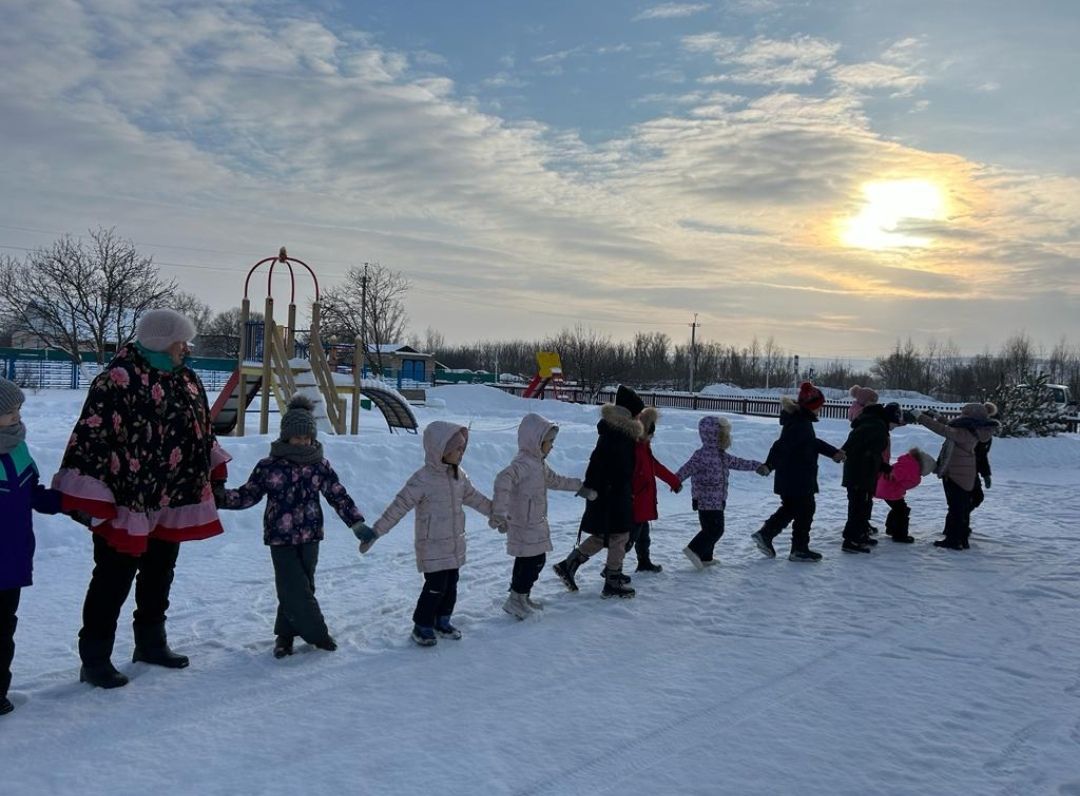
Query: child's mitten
352 522 377 544
575 486 598 501
755 464 771 476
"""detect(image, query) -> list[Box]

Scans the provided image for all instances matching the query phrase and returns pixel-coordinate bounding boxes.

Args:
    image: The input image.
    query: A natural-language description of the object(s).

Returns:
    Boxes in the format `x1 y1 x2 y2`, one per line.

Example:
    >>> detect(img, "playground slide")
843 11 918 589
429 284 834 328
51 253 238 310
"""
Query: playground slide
209 370 263 435
357 379 419 433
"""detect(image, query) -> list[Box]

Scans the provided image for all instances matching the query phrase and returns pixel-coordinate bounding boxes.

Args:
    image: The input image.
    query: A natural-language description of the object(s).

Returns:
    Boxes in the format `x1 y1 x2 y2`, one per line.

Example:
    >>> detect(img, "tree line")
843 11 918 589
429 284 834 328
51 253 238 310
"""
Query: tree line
3 228 1077 404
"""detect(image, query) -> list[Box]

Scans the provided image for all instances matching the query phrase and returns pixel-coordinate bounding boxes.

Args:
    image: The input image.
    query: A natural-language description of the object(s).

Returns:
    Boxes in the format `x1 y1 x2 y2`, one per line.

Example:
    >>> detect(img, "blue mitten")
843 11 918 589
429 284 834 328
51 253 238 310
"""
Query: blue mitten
352 522 377 544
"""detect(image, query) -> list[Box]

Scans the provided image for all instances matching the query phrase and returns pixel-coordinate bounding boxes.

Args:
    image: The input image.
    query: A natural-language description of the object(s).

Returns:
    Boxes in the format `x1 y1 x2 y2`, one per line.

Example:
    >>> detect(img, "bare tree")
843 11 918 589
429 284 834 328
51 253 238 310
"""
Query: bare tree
319 263 410 375
196 306 263 359
0 228 176 365
167 291 213 333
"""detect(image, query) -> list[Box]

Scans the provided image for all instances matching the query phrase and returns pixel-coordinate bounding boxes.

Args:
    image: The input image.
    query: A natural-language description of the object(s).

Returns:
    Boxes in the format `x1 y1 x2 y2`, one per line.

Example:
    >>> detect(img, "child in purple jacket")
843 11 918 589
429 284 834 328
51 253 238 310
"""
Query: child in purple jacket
0 379 62 715
217 396 369 658
677 416 764 569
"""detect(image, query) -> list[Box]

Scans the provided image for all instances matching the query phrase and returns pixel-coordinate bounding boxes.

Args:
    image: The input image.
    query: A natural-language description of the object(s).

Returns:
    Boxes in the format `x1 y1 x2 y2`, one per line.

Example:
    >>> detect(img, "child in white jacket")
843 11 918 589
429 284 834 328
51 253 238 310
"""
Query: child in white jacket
491 414 595 620
357 421 493 647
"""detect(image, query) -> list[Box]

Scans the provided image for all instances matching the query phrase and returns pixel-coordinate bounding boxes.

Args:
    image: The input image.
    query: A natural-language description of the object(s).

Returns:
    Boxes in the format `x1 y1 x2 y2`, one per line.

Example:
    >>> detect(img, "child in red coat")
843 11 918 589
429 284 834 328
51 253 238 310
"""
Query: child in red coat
625 408 681 573
875 447 936 543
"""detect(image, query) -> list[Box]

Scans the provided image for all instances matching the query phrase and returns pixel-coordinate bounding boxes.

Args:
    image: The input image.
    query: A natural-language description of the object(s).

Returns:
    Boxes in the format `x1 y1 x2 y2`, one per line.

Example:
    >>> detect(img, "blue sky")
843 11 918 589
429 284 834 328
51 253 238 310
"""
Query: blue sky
1 0 1078 357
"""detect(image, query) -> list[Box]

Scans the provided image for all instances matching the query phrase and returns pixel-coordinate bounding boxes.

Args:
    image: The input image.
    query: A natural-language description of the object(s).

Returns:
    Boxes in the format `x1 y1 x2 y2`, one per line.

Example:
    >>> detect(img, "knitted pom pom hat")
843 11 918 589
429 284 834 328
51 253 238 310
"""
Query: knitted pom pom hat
0 377 25 416
280 395 318 441
849 385 879 406
797 381 825 412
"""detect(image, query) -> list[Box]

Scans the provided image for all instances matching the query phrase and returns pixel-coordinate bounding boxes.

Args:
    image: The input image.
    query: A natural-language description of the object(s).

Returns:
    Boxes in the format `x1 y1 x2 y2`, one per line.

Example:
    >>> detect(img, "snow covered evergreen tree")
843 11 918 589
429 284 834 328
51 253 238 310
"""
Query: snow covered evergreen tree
989 374 1067 437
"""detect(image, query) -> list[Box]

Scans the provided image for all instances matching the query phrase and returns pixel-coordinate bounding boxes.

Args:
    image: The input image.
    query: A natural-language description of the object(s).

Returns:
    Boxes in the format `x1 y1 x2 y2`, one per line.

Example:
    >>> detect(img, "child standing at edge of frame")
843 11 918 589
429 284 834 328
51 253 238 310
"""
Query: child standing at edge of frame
357 421 493 646
491 413 596 620
0 378 63 714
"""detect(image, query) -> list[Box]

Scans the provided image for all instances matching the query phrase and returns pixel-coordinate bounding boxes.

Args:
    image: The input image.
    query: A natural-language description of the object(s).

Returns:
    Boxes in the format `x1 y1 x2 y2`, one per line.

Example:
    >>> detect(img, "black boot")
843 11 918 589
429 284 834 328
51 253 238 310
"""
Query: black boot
553 549 589 592
132 623 189 669
78 638 129 689
601 569 636 599
273 636 295 658
635 559 663 573
600 566 632 583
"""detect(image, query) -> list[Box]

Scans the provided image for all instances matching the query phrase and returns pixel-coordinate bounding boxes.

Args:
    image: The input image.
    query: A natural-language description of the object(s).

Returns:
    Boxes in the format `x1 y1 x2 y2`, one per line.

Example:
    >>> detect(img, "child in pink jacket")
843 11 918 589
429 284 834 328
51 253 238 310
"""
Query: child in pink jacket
875 447 936 543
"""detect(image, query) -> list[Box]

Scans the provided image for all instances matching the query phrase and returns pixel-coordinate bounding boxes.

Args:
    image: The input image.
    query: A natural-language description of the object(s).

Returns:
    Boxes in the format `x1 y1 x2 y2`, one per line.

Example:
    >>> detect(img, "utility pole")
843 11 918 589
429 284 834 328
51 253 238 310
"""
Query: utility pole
688 313 700 392
360 263 369 377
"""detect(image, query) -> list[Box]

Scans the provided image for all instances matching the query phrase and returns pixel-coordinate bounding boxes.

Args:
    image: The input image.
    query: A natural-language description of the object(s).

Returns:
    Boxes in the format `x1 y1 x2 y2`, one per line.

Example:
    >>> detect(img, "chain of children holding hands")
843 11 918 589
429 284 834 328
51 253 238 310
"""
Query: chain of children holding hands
0 310 1000 711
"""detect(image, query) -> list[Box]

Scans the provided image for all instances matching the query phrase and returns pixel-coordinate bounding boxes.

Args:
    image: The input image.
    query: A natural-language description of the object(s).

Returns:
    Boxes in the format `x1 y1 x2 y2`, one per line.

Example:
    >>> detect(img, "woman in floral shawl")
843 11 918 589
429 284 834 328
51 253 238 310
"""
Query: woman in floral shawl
52 309 231 689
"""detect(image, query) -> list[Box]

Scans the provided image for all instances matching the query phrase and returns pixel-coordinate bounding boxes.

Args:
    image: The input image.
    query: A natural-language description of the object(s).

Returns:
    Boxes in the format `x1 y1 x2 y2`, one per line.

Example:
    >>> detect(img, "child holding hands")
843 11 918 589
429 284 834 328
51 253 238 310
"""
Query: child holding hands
357 421 493 646
0 379 62 715
217 396 367 658
677 415 763 569
491 413 595 619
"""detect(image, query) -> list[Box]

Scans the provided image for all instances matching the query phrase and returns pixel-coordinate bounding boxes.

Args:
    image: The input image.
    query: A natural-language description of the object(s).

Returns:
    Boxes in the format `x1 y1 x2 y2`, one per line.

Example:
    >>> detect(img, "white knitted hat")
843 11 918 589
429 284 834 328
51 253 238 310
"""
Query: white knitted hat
136 309 197 353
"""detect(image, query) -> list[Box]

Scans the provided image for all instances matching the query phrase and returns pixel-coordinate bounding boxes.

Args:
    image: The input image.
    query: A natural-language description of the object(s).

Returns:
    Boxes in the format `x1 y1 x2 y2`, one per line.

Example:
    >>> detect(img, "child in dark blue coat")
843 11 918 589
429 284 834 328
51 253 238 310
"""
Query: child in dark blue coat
0 379 62 715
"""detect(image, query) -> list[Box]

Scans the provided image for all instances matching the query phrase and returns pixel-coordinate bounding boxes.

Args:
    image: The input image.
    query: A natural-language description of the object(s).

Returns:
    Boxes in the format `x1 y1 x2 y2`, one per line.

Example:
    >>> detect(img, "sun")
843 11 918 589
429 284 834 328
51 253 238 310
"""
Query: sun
841 179 946 250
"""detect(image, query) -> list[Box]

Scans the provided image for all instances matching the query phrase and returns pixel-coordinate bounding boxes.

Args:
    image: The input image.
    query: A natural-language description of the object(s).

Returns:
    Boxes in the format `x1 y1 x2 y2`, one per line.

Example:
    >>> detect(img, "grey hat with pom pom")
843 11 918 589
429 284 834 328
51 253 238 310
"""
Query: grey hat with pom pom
280 394 318 441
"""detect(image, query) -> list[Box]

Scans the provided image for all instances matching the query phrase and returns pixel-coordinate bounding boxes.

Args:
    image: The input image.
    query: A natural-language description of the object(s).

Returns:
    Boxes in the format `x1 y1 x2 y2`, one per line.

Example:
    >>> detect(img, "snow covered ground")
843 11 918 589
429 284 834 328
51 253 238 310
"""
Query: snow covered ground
5 385 1080 795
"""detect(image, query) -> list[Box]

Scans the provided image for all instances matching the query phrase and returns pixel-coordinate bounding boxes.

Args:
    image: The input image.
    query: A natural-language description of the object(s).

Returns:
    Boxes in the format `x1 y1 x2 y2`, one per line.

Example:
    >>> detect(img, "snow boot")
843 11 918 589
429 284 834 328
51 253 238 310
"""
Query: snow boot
273 636 294 658
890 534 915 544
502 591 532 620
313 635 338 651
79 637 129 689
868 523 880 536
934 538 965 550
751 529 776 558
525 593 544 611
435 617 462 640
411 625 437 647
600 566 631 584
788 548 823 562
132 622 189 669
601 570 636 599
635 558 663 573
683 546 705 571
553 548 588 592
0 696 12 715
842 539 872 554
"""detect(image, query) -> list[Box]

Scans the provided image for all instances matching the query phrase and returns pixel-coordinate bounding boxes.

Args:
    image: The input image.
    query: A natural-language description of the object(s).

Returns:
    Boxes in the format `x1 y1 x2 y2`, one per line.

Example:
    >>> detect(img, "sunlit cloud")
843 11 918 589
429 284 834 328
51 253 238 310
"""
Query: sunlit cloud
633 3 711 22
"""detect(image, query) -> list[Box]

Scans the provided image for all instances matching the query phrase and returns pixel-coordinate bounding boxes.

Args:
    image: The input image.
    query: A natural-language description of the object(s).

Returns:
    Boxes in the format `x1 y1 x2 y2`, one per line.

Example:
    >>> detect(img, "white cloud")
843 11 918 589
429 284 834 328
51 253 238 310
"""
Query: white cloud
683 34 839 86
633 3 711 22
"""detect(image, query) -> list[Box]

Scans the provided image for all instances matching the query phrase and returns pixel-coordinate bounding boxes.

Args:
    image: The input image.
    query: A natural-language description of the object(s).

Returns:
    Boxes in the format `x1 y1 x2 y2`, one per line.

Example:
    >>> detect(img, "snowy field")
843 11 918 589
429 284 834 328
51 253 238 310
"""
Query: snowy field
4 385 1080 795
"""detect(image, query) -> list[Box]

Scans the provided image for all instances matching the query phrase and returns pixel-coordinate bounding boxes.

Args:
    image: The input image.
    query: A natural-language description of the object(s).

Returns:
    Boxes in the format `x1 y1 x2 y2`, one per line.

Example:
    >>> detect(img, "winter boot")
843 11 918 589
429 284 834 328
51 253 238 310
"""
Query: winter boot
273 636 295 658
0 696 12 715
600 566 631 584
601 570 636 599
788 548 823 562
411 625 437 647
842 539 872 554
132 623 189 669
524 593 544 611
890 534 915 544
435 616 462 640
751 529 776 558
934 538 965 550
313 635 338 651
635 558 663 573
502 591 532 621
553 548 589 592
78 638 129 689
683 546 706 571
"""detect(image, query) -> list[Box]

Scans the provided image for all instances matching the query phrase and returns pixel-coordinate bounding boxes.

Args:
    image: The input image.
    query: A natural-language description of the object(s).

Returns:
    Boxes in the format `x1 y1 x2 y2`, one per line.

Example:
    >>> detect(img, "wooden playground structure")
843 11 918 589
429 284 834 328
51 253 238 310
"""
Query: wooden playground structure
210 248 418 436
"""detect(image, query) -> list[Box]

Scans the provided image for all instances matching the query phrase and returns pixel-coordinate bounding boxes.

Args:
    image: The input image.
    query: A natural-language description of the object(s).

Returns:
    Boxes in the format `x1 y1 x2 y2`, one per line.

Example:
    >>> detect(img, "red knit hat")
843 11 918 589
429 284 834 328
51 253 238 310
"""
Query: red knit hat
798 381 825 411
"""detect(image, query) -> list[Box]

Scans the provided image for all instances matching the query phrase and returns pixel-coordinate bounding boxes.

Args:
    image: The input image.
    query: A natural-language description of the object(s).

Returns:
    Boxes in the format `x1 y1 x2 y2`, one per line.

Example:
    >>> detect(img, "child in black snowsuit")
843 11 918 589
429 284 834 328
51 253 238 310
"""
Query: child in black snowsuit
553 385 643 598
839 402 903 554
750 383 844 562
217 396 369 658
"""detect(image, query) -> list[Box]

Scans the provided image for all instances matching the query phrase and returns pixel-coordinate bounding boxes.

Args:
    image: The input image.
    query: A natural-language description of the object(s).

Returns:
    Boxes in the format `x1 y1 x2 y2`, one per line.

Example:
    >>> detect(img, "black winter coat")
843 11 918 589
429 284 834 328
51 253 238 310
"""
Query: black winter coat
764 398 840 497
579 404 643 538
841 403 891 491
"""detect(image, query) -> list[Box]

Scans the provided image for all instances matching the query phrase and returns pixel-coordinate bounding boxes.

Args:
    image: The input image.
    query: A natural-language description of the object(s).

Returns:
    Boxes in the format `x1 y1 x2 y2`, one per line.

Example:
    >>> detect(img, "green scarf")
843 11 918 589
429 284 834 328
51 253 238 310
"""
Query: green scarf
270 439 325 465
135 342 184 372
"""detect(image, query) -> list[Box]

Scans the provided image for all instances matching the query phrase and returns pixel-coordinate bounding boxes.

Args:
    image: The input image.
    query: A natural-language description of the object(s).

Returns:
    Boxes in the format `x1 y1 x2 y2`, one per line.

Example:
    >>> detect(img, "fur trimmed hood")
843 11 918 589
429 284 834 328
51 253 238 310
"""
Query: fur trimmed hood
639 406 660 438
697 415 732 450
601 403 644 439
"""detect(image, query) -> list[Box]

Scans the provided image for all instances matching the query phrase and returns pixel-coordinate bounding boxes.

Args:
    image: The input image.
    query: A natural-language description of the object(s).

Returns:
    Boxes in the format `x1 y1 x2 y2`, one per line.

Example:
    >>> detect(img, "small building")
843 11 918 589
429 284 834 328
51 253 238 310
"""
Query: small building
363 344 434 384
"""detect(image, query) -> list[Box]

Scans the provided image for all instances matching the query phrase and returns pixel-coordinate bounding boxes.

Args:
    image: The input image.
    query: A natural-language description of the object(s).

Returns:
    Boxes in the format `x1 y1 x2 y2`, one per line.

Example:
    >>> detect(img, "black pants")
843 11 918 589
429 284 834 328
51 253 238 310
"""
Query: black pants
0 588 20 699
413 568 459 628
943 480 973 544
884 498 910 539
687 510 725 562
510 554 546 594
761 495 816 552
80 534 179 657
270 541 329 644
843 487 874 543
626 522 653 562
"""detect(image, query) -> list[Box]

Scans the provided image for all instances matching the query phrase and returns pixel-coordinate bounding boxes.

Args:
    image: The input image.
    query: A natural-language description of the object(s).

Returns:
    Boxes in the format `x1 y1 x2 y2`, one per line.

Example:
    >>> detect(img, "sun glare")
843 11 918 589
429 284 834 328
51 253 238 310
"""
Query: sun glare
841 179 946 250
